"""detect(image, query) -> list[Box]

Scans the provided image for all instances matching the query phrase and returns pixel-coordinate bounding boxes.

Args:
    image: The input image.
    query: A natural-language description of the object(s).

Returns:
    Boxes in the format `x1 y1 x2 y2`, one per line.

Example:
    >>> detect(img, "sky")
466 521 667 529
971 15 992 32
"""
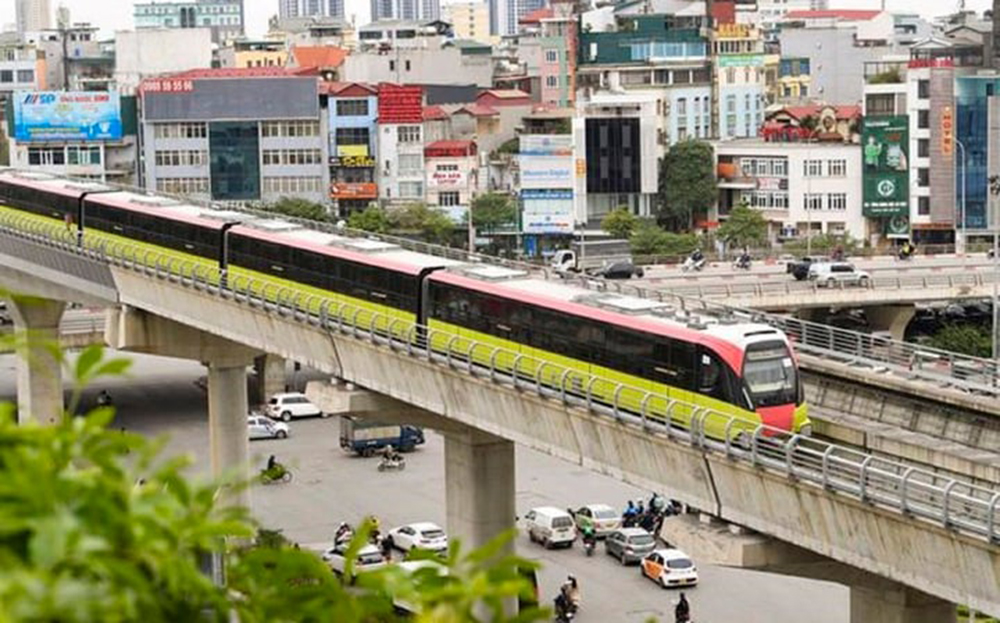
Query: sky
0 0 993 39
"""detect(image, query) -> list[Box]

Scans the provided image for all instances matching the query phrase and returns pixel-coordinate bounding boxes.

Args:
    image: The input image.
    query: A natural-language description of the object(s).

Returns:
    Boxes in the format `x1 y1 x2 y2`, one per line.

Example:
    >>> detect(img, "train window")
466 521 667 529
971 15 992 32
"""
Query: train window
652 339 694 390
697 350 729 402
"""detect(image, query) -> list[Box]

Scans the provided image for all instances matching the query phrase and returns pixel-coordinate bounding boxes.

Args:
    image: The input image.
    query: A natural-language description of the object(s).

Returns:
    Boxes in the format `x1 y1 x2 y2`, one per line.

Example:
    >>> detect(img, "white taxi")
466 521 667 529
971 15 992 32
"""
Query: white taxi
641 548 698 588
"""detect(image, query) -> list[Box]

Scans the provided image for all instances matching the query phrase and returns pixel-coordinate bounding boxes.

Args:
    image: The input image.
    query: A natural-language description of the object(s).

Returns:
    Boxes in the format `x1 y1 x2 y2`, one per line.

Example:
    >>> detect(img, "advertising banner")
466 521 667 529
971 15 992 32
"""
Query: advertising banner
520 155 574 189
330 183 378 199
428 169 467 188
862 115 909 217
885 214 910 239
522 189 574 234
337 145 369 158
520 135 572 156
13 91 122 142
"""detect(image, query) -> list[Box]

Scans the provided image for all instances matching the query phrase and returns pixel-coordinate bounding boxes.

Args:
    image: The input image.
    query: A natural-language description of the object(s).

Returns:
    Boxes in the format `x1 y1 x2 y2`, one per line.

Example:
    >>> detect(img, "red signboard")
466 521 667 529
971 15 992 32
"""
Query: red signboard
330 183 378 199
378 84 424 124
907 58 954 69
140 78 195 93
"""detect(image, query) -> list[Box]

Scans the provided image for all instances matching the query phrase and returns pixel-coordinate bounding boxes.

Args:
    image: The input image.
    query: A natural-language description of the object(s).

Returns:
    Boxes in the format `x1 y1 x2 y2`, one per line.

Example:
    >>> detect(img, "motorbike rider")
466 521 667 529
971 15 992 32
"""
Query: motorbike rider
737 247 752 268
334 522 353 545
580 523 596 550
97 390 112 406
555 575 580 617
381 444 402 464
622 500 638 527
675 592 691 623
690 248 705 264
899 241 915 259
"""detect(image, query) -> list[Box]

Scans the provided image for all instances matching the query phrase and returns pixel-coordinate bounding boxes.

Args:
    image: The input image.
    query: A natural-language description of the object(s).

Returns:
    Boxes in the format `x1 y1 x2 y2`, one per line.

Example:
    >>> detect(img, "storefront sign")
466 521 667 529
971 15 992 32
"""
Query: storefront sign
428 169 467 188
717 54 765 68
337 144 369 158
330 183 378 199
520 135 572 156
862 115 909 217
940 106 954 157
520 155 574 189
716 23 751 39
331 154 375 167
140 78 195 93
522 189 574 234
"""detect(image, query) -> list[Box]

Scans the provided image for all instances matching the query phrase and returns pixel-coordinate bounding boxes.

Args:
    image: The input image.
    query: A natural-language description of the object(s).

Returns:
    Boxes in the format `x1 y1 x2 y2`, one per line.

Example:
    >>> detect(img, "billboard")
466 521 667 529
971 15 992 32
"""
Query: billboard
520 155 574 189
862 115 909 217
520 135 572 156
13 91 122 142
522 189 574 234
428 169 467 188
330 183 378 200
143 78 319 121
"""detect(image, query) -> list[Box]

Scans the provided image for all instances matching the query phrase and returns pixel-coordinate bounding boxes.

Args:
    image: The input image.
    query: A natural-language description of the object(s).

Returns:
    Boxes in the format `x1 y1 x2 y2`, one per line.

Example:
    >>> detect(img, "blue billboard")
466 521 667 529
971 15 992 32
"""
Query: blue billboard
13 91 122 142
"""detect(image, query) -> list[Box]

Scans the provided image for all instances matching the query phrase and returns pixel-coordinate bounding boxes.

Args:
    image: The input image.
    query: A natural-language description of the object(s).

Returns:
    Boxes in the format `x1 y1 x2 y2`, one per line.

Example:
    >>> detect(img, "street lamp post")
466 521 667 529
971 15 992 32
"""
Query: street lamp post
989 175 1000 384
955 137 968 256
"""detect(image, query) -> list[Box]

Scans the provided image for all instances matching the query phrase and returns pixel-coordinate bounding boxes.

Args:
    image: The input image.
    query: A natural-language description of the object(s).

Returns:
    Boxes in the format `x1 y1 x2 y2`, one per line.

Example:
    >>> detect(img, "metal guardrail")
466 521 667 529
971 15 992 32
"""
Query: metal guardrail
1 212 999 545
666 272 999 299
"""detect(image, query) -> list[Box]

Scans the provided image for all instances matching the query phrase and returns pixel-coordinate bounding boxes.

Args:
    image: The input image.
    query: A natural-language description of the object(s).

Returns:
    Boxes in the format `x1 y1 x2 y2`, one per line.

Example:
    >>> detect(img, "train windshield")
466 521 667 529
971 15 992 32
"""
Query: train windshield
742 342 797 408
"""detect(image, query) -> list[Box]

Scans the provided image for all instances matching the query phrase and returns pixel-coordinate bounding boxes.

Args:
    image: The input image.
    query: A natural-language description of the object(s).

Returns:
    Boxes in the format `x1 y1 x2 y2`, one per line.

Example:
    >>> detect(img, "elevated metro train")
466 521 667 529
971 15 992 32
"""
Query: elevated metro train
0 170 811 437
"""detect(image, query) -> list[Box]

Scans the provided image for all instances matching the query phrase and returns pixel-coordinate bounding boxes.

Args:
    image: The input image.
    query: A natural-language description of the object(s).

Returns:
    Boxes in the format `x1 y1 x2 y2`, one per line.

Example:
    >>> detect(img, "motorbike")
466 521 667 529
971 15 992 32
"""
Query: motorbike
260 465 292 484
554 595 578 622
378 455 406 472
681 256 706 272
97 392 113 407
583 535 596 557
732 256 752 271
898 246 914 261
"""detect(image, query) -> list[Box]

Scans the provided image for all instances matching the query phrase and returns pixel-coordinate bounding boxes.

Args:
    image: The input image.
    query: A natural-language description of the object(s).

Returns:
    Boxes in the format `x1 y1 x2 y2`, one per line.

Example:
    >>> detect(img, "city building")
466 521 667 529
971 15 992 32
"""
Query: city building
0 39 46 102
370 0 440 23
535 0 576 108
713 22 767 139
774 56 812 104
268 16 354 48
288 46 348 81
441 2 491 43
279 0 344 21
139 67 326 205
133 0 245 44
377 83 425 205
424 140 478 219
21 23 114 92
218 39 289 69
715 139 865 242
5 90 139 184
114 29 214 95
754 0 826 34
15 0 51 35
325 81 379 215
490 0 545 37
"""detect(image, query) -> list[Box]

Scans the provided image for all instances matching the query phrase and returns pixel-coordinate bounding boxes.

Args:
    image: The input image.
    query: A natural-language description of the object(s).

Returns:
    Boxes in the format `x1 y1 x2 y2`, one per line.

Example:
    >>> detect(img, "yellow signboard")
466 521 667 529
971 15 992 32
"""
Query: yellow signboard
337 144 369 158
716 23 751 39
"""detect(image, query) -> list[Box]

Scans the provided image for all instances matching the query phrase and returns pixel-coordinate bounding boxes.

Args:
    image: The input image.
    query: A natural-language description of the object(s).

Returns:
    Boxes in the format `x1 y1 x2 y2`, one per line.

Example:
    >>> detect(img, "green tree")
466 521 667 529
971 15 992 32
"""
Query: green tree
266 197 330 222
629 221 697 257
927 324 992 358
347 205 390 234
0 344 547 622
471 193 516 232
657 140 718 231
717 205 768 249
601 207 638 239
390 203 455 245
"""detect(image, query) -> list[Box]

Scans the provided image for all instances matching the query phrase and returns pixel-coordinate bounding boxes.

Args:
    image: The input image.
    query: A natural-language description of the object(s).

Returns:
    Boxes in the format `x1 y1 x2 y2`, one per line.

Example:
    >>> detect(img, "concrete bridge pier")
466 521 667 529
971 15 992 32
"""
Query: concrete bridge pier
106 305 260 508
444 428 516 555
851 583 956 623
253 354 287 406
7 296 66 424
864 304 916 341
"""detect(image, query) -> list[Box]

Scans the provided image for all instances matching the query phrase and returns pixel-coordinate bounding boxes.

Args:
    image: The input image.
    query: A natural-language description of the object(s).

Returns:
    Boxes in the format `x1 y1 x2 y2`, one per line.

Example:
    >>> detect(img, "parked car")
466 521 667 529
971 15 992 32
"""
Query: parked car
605 527 656 565
593 261 644 280
322 542 388 577
387 522 449 553
248 414 289 440
807 262 871 288
266 392 325 421
640 548 699 588
570 504 621 538
786 256 824 281
523 506 576 549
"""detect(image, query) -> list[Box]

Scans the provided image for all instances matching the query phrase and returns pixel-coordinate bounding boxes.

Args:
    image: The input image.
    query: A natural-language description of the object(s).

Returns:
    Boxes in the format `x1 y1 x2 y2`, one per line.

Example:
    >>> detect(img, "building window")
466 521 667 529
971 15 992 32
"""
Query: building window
827 160 846 176
335 127 369 146
917 79 929 99
261 148 323 166
438 191 461 206
804 193 823 211
827 193 847 211
546 75 558 87
918 168 929 187
154 149 207 167
545 50 558 62
67 146 101 165
16 69 33 83
398 153 422 173
918 110 929 129
336 99 369 116
156 177 210 195
261 120 319 138
677 97 687 116
26 147 65 166
866 93 896 116
918 196 930 215
399 181 424 198
918 139 929 158
261 176 324 194
0 70 12 83
803 159 823 177
153 122 207 139
397 125 421 143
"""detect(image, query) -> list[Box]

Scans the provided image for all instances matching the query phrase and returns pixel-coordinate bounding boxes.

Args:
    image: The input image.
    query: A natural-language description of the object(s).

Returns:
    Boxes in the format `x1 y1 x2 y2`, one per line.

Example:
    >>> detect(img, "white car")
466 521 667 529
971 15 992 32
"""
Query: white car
266 392 325 421
387 522 449 553
322 542 388 576
248 415 289 440
807 262 871 288
571 503 621 537
641 548 699 588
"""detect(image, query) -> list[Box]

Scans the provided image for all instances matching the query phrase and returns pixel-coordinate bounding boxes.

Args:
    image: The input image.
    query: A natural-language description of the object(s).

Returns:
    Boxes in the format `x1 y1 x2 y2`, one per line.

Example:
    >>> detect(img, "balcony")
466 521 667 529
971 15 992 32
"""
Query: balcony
717 162 756 190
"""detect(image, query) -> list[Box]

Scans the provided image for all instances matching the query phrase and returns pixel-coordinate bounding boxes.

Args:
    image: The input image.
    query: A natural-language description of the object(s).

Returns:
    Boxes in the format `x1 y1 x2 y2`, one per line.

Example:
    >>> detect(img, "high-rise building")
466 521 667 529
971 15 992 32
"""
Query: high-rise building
490 0 544 37
442 2 490 41
279 0 345 20
15 0 51 34
133 0 245 44
370 0 440 22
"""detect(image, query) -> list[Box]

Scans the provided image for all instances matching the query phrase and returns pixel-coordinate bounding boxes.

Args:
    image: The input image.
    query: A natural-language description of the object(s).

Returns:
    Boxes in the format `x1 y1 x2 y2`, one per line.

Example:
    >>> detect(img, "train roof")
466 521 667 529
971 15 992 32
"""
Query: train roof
88 191 235 229
0 170 112 197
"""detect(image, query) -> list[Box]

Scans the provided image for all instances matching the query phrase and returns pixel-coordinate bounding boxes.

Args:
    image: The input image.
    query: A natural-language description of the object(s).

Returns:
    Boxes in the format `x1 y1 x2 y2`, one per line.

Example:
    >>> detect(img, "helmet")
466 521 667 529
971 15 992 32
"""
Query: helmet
567 574 576 582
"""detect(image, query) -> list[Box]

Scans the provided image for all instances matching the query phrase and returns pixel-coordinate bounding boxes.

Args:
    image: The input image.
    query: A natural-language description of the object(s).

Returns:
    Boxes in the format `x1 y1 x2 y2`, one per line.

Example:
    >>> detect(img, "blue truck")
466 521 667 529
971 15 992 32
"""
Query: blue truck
339 415 425 456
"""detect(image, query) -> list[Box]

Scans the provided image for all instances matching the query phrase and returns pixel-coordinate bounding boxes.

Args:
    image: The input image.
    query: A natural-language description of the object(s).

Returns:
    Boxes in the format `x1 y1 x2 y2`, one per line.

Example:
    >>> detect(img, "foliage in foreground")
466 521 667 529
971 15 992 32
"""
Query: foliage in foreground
717 205 768 249
0 345 546 622
926 323 993 359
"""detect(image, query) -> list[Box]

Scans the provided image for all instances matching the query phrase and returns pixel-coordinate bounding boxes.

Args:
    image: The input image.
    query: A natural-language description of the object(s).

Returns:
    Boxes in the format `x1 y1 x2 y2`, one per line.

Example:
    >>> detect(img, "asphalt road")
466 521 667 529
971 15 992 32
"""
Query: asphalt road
0 351 849 623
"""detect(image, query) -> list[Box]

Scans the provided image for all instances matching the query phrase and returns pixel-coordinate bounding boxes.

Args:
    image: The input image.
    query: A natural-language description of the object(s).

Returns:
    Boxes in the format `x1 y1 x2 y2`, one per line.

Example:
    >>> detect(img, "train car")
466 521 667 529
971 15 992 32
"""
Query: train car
0 169 111 227
424 265 809 437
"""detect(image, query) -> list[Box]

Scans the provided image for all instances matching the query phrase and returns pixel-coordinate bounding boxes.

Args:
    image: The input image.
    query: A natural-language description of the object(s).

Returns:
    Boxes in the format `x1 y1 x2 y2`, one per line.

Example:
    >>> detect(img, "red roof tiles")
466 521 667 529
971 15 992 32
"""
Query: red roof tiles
784 10 881 21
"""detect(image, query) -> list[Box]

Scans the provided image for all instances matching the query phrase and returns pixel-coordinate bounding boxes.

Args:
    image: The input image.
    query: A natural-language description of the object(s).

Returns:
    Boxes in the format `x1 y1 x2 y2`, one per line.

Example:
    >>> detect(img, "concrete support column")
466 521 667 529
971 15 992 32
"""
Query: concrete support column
253 354 287 406
850 585 956 623
8 297 66 424
207 358 252 511
444 428 516 554
865 304 916 341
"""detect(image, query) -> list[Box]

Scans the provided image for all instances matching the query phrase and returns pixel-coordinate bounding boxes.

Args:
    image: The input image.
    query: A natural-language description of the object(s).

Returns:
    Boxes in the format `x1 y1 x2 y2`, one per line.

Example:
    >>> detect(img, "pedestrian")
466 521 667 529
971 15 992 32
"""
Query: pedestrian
675 592 691 623
380 534 392 562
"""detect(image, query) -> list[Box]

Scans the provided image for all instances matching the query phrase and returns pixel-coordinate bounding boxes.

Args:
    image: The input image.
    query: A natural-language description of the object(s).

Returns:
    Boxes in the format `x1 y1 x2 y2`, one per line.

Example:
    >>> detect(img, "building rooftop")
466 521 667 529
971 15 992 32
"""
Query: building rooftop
160 67 317 80
519 7 554 24
455 103 498 117
784 9 881 22
423 105 451 120
478 88 530 100
780 104 861 121
320 81 377 95
291 46 348 69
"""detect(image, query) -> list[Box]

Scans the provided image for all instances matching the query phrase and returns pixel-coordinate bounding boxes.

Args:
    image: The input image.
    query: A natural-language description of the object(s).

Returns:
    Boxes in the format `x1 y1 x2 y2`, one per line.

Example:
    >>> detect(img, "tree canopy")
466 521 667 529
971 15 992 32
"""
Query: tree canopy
717 205 768 249
629 221 697 257
656 141 718 231
347 205 391 234
926 324 992 359
391 203 455 245
470 193 517 232
265 197 330 222
601 207 638 240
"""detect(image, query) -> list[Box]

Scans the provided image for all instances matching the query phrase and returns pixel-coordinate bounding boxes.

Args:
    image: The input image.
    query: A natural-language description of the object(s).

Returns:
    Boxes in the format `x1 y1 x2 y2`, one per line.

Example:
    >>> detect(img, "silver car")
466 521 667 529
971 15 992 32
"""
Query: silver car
807 262 871 288
605 527 656 565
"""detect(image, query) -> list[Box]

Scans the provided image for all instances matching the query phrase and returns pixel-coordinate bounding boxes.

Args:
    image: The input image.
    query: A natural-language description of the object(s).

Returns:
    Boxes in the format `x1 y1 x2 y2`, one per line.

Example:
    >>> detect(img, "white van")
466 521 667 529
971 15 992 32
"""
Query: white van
523 506 577 549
